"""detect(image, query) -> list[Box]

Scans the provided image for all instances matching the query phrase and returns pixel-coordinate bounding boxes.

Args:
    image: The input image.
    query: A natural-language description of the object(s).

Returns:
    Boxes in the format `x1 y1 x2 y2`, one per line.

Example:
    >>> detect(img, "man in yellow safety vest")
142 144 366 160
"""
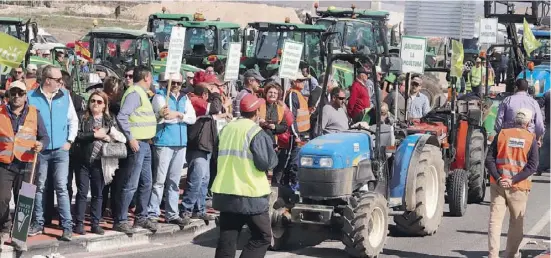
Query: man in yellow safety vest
466 57 486 94
211 94 278 258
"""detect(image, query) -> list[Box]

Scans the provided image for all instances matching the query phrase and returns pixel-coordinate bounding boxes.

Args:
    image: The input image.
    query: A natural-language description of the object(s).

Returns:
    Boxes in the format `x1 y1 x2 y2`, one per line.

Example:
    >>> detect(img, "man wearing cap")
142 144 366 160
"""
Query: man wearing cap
366 66 383 107
466 57 486 94
211 94 278 258
384 74 406 121
496 79 545 142
407 75 431 119
233 69 264 117
25 64 39 91
148 72 196 227
0 81 48 250
183 71 195 94
347 67 371 122
486 108 539 258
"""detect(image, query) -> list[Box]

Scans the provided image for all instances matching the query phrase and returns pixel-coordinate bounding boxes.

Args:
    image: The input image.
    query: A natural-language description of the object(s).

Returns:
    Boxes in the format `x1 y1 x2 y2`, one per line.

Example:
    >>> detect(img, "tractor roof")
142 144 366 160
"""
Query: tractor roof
316 8 389 20
0 17 25 24
177 21 239 29
532 29 550 38
89 27 154 39
247 22 326 32
149 13 194 21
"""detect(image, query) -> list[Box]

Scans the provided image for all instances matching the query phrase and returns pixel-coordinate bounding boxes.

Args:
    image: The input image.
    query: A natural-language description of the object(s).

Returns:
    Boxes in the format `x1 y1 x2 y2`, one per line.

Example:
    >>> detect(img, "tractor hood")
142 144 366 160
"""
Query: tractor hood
517 62 550 98
151 60 202 77
299 132 372 169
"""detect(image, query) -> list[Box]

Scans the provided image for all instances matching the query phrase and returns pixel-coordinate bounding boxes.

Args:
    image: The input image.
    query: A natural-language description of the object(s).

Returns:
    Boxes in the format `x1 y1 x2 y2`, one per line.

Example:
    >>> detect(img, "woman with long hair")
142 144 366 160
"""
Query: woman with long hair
74 91 125 235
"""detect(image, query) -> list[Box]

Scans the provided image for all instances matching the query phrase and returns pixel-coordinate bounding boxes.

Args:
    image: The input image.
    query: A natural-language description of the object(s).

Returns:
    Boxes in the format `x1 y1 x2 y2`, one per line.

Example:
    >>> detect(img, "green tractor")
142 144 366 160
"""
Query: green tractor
146 12 195 53
241 21 326 80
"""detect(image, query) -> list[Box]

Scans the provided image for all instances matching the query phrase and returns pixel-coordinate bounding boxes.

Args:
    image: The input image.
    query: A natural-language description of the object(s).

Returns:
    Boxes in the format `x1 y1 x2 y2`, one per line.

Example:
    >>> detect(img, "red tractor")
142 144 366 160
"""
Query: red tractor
403 71 488 216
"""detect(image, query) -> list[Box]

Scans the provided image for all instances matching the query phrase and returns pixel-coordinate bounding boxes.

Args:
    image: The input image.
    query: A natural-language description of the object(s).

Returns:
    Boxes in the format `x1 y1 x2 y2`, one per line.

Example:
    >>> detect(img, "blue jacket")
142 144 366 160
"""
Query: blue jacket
153 89 188 147
27 88 71 150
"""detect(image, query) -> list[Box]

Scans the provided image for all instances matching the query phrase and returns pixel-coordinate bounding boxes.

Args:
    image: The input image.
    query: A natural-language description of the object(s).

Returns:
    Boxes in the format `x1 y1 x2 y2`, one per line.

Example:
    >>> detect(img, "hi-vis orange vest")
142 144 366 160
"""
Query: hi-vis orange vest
0 104 38 163
259 102 284 143
490 128 535 191
287 89 310 133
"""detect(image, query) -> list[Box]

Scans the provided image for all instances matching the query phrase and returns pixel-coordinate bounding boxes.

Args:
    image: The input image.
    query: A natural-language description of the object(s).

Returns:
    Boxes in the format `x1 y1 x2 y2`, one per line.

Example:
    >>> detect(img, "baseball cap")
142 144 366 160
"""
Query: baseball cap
292 71 308 81
186 72 194 78
243 69 265 82
204 74 223 86
240 94 265 113
9 81 27 92
27 64 37 72
375 66 383 74
159 72 183 83
515 108 533 122
476 57 482 63
412 77 423 85
357 67 369 75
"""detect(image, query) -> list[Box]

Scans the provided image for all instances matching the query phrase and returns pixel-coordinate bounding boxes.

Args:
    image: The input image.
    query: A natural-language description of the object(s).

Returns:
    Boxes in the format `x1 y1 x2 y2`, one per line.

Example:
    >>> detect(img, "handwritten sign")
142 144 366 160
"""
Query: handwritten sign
224 43 241 81
165 27 186 74
400 36 427 74
479 18 498 44
278 40 304 79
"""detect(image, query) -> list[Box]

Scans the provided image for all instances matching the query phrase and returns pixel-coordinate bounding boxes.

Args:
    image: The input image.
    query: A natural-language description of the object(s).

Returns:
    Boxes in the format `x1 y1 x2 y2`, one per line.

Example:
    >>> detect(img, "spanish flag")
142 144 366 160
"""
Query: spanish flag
523 18 542 56
75 41 91 62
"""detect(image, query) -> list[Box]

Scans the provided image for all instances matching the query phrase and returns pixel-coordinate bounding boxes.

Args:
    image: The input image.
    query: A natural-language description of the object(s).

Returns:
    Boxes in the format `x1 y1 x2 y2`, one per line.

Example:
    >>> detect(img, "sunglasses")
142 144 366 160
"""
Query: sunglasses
15 71 23 74
48 77 63 83
125 74 133 79
9 90 26 97
337 97 346 100
90 98 104 105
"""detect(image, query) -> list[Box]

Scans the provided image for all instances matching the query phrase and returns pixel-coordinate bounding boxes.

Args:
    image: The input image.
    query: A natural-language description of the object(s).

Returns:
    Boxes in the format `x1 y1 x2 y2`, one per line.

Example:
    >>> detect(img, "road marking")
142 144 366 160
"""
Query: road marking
520 208 551 249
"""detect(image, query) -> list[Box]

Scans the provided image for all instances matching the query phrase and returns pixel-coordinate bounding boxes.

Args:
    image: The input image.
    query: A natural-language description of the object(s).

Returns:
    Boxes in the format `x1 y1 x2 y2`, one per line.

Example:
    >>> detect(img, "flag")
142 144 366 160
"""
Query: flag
450 39 464 78
75 41 91 62
523 18 542 56
0 32 30 68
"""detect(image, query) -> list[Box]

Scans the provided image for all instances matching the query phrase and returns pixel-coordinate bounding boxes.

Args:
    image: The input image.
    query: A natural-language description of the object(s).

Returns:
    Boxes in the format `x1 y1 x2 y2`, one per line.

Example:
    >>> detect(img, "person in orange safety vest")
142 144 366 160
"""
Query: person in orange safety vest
0 81 49 251
485 108 539 258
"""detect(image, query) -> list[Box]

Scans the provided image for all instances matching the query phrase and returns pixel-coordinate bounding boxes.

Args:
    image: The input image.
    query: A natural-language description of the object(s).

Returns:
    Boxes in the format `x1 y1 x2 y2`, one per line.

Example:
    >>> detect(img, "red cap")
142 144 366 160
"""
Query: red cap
240 94 265 113
204 74 223 86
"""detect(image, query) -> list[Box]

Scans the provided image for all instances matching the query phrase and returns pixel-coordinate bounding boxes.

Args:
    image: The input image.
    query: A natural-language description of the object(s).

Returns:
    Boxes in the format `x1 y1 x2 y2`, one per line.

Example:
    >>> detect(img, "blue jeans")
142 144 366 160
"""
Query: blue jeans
115 141 152 224
33 148 72 230
148 146 186 220
181 150 211 215
539 128 550 171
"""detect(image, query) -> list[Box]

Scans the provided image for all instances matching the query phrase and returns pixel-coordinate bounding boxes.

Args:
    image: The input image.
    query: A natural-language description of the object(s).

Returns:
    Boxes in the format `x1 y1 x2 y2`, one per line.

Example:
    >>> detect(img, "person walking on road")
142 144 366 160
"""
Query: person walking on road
115 66 158 234
148 72 196 227
486 108 539 258
0 81 48 250
212 94 278 258
495 79 545 142
27 66 78 241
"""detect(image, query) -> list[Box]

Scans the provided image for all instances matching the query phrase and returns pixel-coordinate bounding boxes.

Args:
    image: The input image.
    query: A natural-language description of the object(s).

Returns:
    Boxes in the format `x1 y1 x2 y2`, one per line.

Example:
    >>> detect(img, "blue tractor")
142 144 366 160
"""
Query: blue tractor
268 53 446 257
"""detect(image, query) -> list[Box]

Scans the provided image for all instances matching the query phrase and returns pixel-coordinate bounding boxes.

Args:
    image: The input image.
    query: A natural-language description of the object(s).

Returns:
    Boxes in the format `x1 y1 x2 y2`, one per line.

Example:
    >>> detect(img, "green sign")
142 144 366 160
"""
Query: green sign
0 32 29 69
11 182 36 246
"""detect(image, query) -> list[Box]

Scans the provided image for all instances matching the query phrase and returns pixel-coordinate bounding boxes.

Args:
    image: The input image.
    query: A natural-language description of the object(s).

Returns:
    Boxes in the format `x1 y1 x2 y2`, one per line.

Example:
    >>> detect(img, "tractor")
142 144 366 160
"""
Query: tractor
146 12 195 53
240 19 326 82
267 51 447 257
0 17 38 83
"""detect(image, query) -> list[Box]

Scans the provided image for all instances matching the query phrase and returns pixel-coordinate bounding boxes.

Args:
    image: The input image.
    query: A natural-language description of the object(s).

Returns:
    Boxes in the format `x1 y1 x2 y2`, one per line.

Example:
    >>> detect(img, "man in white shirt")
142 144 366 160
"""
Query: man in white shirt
148 72 196 227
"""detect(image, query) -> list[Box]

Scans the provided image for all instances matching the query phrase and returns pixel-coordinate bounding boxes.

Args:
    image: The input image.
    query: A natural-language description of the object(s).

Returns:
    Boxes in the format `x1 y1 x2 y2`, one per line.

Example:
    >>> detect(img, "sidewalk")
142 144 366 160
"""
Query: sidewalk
1 168 219 257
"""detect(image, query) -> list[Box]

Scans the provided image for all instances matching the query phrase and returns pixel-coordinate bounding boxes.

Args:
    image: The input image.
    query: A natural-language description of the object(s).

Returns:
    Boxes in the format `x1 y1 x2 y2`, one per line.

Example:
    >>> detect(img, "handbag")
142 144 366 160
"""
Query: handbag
101 141 127 159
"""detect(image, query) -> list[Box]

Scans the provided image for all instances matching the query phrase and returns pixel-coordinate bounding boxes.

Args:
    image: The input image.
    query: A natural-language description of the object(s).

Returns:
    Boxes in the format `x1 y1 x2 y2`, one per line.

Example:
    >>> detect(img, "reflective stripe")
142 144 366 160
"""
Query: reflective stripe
0 150 13 156
297 120 310 127
129 121 158 127
14 145 32 153
15 133 36 141
131 111 155 117
297 110 309 116
0 136 13 143
496 158 526 168
218 149 254 159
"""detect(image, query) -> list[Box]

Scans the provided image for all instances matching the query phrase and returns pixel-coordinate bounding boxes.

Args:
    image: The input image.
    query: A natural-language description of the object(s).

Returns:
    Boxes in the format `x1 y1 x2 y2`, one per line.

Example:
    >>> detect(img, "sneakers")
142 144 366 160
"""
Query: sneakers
73 223 85 235
28 223 44 236
91 225 105 235
133 218 158 232
113 222 134 234
60 229 72 241
192 213 216 221
168 216 191 227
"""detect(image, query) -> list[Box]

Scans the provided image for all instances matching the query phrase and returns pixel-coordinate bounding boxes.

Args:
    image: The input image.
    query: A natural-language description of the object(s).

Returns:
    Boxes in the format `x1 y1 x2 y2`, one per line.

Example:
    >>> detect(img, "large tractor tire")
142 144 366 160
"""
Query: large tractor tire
269 207 291 251
342 192 388 258
468 129 486 203
394 144 445 236
420 74 446 109
447 169 469 217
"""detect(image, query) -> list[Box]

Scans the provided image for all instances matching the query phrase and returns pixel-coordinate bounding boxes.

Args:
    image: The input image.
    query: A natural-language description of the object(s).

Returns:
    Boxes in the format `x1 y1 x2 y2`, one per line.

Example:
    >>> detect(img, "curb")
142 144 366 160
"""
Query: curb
0 219 214 258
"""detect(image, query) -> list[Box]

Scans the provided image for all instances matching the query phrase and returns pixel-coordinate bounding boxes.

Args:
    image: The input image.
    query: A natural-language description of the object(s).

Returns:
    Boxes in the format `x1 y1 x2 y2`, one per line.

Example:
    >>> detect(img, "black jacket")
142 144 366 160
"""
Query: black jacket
187 92 224 153
74 113 121 164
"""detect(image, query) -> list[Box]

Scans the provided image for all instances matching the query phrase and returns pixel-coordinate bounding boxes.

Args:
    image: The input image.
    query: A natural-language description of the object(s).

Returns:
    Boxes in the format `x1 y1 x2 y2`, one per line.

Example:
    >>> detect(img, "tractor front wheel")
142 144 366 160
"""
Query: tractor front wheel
447 169 469 216
394 144 445 236
342 192 388 258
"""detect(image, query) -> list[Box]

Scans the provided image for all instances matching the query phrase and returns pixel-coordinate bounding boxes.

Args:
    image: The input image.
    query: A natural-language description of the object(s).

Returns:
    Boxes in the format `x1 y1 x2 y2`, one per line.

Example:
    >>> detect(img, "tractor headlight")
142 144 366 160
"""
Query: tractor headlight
300 156 314 167
319 157 333 168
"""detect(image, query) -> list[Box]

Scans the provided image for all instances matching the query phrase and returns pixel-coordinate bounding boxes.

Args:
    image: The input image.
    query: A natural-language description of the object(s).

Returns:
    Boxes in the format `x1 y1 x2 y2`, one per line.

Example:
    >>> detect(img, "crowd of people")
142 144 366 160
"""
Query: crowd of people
0 49 548 258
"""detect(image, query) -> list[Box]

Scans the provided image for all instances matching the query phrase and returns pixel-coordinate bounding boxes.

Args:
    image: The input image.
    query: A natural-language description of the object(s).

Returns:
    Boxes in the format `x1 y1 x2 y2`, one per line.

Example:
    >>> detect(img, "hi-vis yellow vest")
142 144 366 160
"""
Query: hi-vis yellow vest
467 66 484 91
211 118 271 197
121 85 156 140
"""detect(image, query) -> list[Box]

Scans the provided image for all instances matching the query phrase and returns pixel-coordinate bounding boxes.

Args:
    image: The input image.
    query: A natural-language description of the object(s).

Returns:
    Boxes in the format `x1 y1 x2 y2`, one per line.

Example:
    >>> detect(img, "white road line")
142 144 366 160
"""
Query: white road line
520 209 551 249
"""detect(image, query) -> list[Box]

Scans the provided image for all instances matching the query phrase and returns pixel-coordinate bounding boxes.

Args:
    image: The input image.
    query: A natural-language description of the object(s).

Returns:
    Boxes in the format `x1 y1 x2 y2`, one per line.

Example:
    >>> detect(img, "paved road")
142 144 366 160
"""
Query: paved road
70 173 550 258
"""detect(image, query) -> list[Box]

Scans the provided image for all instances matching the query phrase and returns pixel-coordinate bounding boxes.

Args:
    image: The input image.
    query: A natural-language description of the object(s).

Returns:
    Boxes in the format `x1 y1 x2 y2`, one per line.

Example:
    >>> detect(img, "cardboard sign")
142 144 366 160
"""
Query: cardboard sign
479 18 498 44
223 43 241 82
11 182 36 246
165 27 186 74
278 40 304 80
400 36 427 74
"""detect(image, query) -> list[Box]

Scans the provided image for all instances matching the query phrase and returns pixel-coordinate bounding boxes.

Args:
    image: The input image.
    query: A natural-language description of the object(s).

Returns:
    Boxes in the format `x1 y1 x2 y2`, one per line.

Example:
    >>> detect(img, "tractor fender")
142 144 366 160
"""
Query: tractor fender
390 134 440 211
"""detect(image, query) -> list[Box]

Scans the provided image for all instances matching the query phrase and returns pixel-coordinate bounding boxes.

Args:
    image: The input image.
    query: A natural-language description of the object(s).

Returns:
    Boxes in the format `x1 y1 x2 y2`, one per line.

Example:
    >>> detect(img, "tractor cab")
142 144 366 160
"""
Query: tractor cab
241 20 326 79
516 29 550 98
88 27 155 79
147 12 195 53
178 20 240 69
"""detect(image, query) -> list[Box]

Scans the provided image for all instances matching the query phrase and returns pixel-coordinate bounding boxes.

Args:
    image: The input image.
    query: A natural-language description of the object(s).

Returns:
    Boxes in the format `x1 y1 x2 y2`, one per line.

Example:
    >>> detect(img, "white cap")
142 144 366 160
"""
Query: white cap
9 81 27 91
27 64 37 72
515 108 533 125
376 66 383 74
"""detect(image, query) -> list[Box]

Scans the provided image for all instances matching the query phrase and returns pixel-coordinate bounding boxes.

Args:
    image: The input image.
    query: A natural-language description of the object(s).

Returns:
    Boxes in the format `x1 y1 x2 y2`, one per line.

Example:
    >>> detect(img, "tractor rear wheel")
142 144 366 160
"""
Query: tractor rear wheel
342 192 388 258
447 169 469 216
394 144 445 236
468 129 486 203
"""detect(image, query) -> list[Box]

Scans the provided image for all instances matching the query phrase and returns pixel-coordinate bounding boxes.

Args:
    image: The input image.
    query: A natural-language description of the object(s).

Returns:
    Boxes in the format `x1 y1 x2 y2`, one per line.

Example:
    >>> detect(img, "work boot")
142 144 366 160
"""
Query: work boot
28 223 44 236
113 222 134 234
192 213 216 221
133 218 158 233
91 225 105 235
168 216 191 228
73 223 85 235
60 229 72 241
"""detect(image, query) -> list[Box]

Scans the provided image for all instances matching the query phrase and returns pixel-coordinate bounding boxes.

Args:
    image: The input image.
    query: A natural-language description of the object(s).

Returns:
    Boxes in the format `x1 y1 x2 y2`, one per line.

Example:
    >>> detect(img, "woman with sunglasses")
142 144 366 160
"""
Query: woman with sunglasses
73 91 125 235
